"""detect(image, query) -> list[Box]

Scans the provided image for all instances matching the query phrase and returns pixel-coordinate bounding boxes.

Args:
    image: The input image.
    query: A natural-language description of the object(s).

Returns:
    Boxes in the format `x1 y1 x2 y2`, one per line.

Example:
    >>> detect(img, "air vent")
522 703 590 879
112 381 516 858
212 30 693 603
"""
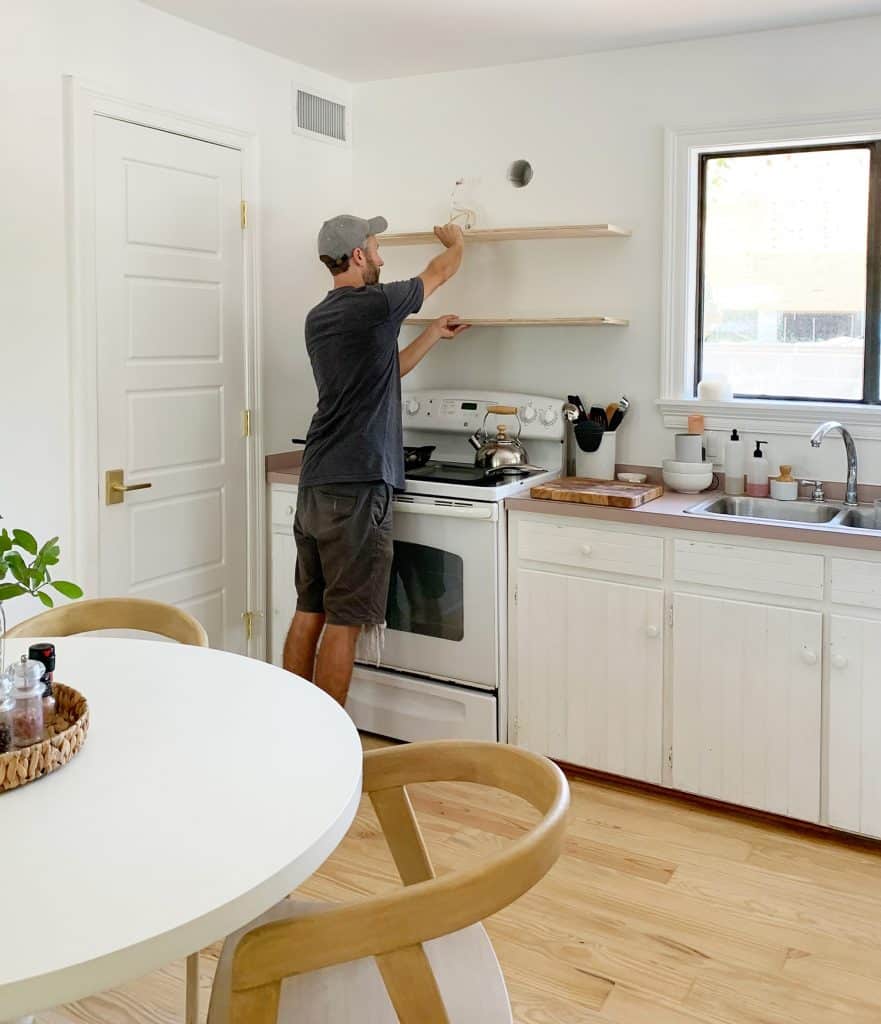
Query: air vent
295 88 347 144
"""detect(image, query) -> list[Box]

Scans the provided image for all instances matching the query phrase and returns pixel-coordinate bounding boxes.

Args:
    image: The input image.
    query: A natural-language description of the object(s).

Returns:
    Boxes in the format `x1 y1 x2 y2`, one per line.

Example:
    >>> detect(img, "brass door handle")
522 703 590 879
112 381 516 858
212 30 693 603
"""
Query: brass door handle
106 469 153 505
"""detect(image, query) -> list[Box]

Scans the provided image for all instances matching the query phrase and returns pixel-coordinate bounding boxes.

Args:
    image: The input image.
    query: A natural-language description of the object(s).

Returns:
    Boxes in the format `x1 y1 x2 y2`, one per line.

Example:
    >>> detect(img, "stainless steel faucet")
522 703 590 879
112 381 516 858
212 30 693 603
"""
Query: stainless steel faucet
810 421 859 506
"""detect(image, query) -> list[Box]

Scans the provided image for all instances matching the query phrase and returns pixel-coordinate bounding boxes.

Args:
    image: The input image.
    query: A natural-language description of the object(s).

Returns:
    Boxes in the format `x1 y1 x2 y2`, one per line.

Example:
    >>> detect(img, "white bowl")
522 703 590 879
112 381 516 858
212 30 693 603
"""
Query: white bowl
662 459 714 474
662 468 714 493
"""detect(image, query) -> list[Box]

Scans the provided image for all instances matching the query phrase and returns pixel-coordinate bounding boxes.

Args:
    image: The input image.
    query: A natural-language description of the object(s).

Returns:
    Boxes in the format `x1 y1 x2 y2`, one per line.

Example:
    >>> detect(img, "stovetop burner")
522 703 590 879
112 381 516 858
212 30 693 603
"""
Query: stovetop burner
404 460 544 488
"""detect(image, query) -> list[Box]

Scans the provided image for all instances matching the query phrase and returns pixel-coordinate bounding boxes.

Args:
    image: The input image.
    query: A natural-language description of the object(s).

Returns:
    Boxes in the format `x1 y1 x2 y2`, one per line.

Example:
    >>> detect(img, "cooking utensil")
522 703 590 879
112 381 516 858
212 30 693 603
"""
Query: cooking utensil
403 445 436 470
589 406 608 429
608 407 625 431
567 395 588 422
469 405 531 471
605 403 619 423
574 419 604 453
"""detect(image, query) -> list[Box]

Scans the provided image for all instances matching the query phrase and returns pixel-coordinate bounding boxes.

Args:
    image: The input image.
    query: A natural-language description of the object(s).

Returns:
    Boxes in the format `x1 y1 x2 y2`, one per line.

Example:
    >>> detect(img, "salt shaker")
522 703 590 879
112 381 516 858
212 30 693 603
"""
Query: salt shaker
12 657 45 748
0 667 14 754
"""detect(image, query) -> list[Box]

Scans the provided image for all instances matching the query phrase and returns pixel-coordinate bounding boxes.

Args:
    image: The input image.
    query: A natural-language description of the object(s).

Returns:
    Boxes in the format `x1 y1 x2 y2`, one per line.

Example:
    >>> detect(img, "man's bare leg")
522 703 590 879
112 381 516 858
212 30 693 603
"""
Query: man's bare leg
313 624 360 706
283 610 326 680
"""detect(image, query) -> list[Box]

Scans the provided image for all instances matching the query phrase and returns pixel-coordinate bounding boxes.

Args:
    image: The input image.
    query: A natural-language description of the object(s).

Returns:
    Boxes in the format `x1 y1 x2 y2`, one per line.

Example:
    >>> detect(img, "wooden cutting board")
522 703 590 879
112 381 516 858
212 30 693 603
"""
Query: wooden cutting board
530 476 663 508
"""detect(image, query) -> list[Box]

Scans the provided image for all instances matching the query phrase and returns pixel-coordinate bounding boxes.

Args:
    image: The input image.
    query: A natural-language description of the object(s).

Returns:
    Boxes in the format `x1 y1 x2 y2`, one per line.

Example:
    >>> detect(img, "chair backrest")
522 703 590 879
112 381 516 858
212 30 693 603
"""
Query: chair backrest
229 739 570 1024
4 596 208 647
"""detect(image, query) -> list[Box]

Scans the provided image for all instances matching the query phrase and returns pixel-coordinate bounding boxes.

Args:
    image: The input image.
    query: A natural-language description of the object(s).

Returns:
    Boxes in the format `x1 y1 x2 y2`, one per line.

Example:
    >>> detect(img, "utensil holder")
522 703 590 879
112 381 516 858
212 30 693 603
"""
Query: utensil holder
576 431 616 480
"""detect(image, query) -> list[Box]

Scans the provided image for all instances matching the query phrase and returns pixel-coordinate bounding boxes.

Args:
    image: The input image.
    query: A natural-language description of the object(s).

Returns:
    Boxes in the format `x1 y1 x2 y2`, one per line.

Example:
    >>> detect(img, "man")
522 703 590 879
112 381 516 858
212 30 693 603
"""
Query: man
283 214 467 704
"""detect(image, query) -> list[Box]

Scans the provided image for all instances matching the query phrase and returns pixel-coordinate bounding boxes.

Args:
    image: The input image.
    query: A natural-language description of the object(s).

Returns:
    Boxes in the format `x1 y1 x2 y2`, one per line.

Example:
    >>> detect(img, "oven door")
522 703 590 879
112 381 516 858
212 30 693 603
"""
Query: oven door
358 495 500 690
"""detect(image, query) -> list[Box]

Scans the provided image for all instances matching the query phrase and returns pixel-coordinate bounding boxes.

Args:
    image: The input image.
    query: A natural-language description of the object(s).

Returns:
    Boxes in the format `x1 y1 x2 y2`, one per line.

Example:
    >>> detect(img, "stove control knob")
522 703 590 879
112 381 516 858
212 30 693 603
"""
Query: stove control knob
405 399 421 416
520 405 537 423
540 406 558 426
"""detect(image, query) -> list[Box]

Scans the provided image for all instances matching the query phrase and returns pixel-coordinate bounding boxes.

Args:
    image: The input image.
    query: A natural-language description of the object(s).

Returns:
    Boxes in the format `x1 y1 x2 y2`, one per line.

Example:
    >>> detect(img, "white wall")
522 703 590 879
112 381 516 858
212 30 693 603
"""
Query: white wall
352 15 881 485
0 0 350 615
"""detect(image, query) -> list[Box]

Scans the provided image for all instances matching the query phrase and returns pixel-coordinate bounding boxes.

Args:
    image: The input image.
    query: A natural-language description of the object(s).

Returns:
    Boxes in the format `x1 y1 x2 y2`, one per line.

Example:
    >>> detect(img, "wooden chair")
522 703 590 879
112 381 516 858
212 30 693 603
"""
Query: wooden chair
207 739 570 1024
4 596 208 648
5 594 207 1023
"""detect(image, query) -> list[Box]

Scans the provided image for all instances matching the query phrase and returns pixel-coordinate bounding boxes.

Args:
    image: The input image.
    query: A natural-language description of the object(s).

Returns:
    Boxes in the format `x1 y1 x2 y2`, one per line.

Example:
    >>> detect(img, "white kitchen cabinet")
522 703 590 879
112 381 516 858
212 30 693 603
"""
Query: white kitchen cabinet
269 484 297 666
671 592 822 821
513 568 664 783
827 615 881 837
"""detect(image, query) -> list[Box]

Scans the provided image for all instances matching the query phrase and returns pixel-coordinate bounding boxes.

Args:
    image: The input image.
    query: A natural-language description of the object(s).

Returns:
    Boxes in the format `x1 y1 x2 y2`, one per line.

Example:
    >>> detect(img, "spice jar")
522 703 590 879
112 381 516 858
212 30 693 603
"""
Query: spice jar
12 657 45 748
28 642 56 721
0 668 14 754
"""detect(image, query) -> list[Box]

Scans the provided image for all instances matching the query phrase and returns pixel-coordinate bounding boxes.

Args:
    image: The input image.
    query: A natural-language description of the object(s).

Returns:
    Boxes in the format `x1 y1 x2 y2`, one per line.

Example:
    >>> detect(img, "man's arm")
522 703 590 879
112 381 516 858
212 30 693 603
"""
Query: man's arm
400 315 470 377
418 224 465 299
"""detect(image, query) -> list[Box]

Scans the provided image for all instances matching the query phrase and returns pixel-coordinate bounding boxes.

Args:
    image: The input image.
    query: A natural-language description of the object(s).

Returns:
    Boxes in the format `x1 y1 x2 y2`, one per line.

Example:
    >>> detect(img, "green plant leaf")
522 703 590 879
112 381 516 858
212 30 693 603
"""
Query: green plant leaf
52 580 83 599
42 545 60 567
0 530 12 555
4 552 29 586
0 583 27 600
36 591 54 608
12 529 37 555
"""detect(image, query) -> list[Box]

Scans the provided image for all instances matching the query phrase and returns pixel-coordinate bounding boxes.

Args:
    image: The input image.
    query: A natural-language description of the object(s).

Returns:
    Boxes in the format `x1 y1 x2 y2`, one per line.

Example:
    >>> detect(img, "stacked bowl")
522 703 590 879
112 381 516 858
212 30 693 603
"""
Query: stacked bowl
662 459 714 494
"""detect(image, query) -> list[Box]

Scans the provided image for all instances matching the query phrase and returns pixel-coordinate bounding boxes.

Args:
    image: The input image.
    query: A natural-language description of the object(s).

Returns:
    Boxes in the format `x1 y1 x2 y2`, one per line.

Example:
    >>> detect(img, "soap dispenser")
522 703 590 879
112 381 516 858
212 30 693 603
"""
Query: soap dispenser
724 429 745 496
746 441 770 498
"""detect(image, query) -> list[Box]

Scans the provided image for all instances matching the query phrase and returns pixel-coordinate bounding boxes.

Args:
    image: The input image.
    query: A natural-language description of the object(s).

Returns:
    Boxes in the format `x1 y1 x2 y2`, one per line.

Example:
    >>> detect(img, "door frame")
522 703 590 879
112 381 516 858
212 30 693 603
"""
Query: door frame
64 77 266 658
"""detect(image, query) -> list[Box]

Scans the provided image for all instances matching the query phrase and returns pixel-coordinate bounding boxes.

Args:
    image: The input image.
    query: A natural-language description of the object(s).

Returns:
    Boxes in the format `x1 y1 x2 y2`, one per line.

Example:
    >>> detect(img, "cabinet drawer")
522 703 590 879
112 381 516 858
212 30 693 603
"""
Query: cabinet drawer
270 486 298 529
829 558 881 610
517 520 663 579
673 539 823 601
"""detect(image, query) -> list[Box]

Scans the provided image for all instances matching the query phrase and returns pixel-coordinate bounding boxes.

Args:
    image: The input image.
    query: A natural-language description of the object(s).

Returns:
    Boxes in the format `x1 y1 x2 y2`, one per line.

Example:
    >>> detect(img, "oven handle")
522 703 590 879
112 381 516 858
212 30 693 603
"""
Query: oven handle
392 500 497 521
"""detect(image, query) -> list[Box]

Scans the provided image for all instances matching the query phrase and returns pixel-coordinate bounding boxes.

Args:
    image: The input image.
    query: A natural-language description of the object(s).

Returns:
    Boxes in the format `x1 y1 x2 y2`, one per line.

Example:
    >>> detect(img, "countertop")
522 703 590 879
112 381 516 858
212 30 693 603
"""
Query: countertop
265 454 881 552
507 490 881 552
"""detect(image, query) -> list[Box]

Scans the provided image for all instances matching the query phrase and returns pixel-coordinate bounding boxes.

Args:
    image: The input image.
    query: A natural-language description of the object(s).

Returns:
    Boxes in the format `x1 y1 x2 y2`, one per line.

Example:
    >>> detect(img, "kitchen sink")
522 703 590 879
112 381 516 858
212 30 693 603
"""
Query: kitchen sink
684 495 881 532
685 496 842 524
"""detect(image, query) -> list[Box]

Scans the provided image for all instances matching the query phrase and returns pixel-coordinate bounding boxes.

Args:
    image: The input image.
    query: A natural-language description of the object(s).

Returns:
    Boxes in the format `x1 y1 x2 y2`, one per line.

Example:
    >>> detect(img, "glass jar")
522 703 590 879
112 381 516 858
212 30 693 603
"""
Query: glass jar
0 668 14 754
29 642 56 722
12 657 45 748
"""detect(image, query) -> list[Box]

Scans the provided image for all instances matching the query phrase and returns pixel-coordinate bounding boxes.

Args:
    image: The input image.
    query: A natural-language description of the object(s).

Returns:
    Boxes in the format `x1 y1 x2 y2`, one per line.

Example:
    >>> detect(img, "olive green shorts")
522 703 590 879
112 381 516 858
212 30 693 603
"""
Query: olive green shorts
293 482 394 627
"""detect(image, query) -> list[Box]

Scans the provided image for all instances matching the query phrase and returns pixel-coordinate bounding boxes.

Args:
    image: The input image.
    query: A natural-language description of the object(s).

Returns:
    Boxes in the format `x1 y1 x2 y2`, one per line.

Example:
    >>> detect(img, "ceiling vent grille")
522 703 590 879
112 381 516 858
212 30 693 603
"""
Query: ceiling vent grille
295 88 348 145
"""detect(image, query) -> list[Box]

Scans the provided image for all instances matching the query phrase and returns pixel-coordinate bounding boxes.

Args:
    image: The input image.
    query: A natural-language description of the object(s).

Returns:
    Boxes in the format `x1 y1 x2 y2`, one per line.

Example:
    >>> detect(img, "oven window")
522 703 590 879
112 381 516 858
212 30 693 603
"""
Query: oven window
386 541 464 642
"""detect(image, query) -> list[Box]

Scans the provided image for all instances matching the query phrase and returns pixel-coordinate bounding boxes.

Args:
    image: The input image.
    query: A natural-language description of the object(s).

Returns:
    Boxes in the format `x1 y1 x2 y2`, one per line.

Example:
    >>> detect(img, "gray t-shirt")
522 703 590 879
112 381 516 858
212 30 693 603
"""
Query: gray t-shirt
299 278 425 490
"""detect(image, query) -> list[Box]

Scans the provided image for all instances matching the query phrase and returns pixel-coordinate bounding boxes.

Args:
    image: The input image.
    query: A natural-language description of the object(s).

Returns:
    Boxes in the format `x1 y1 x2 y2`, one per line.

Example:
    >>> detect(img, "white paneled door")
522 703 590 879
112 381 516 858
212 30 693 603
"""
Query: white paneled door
671 592 822 821
513 570 664 783
94 117 248 652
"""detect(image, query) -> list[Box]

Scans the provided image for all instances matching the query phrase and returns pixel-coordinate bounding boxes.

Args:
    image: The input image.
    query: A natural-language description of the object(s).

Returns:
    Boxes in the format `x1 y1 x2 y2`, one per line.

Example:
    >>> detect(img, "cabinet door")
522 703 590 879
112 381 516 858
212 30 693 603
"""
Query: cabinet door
514 569 664 783
828 615 881 837
672 593 821 821
270 529 296 667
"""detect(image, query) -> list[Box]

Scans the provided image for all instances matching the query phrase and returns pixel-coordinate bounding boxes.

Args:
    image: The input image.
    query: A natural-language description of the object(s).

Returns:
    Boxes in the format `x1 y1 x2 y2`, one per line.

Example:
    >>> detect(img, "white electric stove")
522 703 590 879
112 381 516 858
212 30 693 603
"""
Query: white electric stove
347 389 564 744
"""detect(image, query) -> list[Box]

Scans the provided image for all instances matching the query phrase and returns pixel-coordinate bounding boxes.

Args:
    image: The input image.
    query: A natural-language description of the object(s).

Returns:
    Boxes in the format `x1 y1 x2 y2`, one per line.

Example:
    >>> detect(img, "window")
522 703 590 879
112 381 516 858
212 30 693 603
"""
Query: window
695 143 881 403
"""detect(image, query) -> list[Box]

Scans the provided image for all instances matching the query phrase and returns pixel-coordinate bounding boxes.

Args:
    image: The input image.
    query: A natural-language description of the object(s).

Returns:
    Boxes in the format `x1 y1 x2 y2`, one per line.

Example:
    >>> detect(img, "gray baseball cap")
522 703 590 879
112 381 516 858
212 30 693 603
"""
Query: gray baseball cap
317 214 388 259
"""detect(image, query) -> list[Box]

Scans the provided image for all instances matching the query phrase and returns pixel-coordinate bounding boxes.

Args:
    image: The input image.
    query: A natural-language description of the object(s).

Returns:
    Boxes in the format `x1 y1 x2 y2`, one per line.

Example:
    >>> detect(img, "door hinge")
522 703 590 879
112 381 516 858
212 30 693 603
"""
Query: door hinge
667 605 674 629
240 200 248 229
242 610 258 641
513 584 518 605
242 409 252 438
666 745 673 769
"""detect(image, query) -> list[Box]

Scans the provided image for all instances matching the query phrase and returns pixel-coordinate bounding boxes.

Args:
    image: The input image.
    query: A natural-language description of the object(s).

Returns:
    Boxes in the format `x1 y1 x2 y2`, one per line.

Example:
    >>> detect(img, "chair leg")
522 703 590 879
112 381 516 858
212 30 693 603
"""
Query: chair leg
186 952 200 1024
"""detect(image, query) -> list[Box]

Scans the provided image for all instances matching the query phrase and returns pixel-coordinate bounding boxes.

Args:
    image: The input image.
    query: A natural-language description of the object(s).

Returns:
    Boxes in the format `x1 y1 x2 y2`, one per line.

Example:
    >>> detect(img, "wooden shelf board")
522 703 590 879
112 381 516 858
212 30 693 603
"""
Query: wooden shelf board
383 224 631 246
404 316 629 327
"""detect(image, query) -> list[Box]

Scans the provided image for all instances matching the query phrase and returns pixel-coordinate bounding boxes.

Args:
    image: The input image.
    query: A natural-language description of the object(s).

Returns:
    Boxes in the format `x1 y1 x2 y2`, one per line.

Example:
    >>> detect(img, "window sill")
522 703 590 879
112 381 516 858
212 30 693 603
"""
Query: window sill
657 397 881 441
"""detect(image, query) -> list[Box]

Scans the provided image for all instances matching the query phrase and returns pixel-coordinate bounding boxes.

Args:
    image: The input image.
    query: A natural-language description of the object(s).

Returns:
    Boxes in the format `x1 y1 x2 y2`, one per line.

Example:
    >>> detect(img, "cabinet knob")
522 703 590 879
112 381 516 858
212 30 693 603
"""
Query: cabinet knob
286 505 295 516
832 653 849 670
801 648 818 666
581 544 593 556
646 625 660 639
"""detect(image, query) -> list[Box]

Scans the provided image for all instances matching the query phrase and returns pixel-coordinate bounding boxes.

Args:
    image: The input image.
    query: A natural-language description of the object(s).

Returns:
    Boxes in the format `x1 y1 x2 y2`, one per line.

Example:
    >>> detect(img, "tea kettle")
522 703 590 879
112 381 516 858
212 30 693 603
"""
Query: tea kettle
469 405 534 472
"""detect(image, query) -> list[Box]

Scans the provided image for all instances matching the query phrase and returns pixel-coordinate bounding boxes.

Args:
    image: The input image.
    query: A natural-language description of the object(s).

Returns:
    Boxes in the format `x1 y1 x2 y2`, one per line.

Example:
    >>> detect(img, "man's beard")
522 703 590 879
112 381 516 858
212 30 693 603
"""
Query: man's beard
363 256 381 285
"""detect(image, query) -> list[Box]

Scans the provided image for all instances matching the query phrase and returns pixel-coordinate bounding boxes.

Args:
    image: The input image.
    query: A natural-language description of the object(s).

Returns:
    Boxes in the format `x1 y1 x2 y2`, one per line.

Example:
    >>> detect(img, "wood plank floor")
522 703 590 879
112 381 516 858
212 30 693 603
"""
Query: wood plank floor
46 737 881 1024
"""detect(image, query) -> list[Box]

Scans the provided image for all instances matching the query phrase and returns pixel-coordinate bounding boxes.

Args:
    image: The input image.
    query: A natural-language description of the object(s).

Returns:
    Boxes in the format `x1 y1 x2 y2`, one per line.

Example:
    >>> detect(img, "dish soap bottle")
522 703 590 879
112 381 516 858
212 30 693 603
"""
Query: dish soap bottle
747 441 770 497
724 429 745 496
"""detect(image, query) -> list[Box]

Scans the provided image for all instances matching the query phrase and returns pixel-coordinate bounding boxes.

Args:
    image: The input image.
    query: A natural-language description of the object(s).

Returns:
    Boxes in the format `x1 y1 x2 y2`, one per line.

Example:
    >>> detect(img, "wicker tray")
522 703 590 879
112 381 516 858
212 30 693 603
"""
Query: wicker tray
0 684 90 792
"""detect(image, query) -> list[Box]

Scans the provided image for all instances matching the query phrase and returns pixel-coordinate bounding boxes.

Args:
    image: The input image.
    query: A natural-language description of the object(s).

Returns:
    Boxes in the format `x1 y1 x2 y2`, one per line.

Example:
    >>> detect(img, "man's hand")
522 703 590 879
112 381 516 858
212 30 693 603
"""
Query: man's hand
429 314 471 340
433 223 465 249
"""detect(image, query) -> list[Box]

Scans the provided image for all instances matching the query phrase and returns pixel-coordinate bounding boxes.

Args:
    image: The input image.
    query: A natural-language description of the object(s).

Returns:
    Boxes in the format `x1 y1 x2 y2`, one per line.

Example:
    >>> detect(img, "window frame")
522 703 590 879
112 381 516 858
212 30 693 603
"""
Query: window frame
693 140 881 405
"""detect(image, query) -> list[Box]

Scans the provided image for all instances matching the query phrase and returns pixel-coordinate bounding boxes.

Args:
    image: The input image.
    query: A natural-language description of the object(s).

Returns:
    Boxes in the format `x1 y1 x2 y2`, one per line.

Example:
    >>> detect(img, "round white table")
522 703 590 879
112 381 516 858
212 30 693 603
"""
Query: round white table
0 637 362 1020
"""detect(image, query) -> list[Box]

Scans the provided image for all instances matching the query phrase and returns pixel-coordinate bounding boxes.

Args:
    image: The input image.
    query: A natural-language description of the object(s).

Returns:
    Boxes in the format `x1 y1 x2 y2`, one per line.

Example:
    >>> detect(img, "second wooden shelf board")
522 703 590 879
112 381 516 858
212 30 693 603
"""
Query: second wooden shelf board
383 224 631 246
404 316 629 327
